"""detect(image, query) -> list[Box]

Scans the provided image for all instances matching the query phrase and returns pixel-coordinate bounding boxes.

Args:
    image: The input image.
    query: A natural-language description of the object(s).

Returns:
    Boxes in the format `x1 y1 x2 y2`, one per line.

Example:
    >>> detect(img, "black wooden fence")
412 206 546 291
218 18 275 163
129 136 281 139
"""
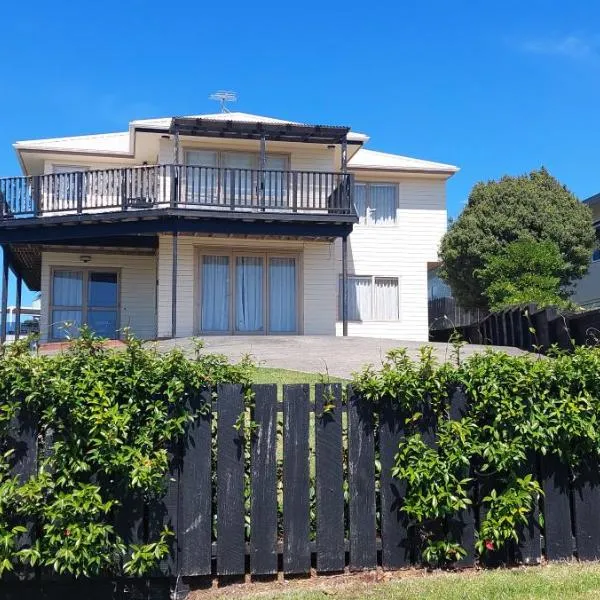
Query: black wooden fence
428 297 488 331
5 383 600 599
430 304 600 353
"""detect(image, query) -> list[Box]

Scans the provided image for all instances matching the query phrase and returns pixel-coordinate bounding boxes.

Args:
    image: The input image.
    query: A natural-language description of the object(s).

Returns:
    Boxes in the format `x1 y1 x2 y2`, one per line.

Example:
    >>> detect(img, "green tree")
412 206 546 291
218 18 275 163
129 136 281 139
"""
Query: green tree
475 239 571 310
439 168 595 308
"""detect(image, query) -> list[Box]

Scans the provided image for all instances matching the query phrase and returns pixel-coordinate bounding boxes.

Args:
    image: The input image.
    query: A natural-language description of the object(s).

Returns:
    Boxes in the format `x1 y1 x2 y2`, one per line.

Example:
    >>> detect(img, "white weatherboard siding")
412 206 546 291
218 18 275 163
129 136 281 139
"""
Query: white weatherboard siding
40 251 157 342
335 178 447 341
156 235 336 337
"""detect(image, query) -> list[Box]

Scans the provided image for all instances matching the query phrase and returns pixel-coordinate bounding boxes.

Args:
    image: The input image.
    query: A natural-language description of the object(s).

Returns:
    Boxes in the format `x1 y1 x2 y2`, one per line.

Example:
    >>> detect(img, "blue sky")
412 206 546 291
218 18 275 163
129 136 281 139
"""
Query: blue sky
1 0 600 303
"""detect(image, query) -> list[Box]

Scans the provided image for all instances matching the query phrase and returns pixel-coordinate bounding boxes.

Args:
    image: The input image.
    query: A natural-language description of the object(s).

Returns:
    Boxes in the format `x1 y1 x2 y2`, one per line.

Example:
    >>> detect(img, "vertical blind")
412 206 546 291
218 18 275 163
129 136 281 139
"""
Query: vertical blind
236 257 264 332
353 183 397 225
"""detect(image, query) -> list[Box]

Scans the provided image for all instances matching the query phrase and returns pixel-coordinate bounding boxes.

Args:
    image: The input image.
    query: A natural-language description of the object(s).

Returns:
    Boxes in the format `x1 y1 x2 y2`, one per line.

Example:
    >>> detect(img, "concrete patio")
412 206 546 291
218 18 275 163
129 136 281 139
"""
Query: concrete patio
156 336 526 379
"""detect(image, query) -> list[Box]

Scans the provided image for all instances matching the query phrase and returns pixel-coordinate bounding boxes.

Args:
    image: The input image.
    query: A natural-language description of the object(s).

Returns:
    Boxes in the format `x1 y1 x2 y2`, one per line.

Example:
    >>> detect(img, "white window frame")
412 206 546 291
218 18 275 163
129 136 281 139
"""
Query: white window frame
338 274 401 322
354 182 399 226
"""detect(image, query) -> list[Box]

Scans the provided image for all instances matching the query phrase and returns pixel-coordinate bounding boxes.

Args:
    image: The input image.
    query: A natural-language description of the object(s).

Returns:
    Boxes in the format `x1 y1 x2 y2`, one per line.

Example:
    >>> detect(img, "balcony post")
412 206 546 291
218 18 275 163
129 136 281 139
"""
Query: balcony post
1 246 8 345
171 231 177 338
32 176 41 217
342 235 348 337
259 133 266 207
341 137 348 173
15 271 22 340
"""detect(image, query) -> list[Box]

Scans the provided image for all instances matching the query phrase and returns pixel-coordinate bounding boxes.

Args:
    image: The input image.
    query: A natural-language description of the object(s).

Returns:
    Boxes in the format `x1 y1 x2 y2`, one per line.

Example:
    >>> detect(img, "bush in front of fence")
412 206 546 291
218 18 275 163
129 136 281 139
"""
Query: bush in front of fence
352 343 600 567
0 329 253 578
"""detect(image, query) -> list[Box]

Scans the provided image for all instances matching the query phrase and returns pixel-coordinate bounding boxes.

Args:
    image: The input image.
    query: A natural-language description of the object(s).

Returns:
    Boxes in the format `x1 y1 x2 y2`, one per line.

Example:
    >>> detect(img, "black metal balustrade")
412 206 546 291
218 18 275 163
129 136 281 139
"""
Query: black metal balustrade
0 165 355 220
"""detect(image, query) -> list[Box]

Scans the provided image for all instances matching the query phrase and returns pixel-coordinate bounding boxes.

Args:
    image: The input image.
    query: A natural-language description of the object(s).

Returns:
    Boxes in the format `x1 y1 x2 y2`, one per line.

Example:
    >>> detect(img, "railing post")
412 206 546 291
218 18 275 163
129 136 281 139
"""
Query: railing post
347 173 355 215
76 172 83 214
230 170 236 211
170 165 179 209
292 172 298 213
31 176 41 217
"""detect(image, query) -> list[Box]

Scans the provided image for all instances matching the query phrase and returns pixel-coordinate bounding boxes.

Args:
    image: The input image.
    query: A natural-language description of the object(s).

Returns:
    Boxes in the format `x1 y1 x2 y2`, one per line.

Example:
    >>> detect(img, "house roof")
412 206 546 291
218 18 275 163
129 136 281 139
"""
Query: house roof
348 148 459 174
14 131 131 154
12 111 458 177
584 192 600 206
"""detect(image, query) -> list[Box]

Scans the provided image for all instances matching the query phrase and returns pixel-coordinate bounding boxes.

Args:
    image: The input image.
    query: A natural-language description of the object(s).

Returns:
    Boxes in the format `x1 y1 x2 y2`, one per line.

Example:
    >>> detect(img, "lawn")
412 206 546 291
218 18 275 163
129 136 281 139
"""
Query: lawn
251 367 348 386
194 563 600 600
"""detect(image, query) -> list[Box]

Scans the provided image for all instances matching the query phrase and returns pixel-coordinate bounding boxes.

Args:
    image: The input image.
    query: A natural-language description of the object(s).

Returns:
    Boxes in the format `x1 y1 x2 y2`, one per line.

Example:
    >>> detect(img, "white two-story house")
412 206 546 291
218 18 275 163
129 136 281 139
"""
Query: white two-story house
0 111 458 343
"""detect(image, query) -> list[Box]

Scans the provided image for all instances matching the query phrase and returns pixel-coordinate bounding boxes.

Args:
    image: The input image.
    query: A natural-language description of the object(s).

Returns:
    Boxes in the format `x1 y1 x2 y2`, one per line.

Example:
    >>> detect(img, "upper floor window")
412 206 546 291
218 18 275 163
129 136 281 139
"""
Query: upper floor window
354 183 398 226
593 227 600 262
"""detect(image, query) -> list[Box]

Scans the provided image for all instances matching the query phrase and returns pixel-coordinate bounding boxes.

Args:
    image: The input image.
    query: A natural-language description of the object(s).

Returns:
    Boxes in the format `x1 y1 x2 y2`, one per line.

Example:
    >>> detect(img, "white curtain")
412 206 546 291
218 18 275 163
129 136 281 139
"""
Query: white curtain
201 256 230 331
185 151 218 204
374 278 399 320
53 271 83 306
236 257 264 332
264 156 287 207
370 184 397 225
269 258 296 332
354 183 367 223
342 276 372 321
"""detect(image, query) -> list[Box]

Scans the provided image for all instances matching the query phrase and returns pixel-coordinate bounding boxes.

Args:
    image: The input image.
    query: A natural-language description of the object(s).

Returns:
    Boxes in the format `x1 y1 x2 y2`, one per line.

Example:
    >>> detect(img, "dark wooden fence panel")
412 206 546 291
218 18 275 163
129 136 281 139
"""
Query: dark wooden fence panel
216 384 246 576
348 386 377 570
179 389 213 576
541 453 574 560
573 458 600 560
513 452 541 565
379 396 410 569
447 386 476 566
315 384 345 573
283 384 311 574
250 384 278 575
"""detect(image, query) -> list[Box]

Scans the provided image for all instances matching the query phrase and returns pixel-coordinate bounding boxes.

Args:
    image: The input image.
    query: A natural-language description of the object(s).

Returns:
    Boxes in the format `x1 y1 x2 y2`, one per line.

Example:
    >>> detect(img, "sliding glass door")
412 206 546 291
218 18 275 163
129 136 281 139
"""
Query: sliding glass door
50 269 119 340
199 253 298 334
235 256 264 332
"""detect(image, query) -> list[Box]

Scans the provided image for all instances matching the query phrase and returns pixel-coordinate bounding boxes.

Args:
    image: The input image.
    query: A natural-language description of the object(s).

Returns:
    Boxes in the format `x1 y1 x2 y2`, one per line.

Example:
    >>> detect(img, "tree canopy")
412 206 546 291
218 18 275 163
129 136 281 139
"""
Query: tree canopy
439 168 595 309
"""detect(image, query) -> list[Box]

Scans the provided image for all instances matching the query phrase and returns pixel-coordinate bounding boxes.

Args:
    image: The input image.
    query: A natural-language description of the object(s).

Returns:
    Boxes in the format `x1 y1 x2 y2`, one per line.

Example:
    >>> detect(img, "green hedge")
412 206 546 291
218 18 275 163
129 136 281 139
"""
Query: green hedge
0 330 253 577
352 343 600 566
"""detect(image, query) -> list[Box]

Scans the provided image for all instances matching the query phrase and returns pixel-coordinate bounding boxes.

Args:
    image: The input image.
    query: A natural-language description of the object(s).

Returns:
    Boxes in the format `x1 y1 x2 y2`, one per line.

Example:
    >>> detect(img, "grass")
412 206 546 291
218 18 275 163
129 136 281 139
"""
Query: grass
199 562 600 600
251 367 348 386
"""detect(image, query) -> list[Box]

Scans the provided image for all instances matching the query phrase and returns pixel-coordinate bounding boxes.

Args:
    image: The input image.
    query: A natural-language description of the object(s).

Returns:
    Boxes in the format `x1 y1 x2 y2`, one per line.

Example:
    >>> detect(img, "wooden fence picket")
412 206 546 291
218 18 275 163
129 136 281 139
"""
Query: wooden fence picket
315 383 345 573
250 384 278 575
513 452 541 565
572 458 600 560
179 389 213 576
347 385 377 570
540 453 573 560
283 384 311 574
379 395 410 568
216 384 246 576
447 386 476 566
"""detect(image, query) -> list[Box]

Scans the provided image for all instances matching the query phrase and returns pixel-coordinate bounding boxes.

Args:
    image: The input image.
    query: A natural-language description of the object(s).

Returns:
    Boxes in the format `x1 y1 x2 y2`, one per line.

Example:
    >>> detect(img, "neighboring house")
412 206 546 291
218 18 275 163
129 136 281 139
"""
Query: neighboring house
572 192 600 308
0 111 458 343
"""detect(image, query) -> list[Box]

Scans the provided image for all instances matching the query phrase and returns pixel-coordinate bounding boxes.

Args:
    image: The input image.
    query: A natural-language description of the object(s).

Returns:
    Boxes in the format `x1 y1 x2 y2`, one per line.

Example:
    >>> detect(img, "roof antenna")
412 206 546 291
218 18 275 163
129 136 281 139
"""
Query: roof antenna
209 91 237 113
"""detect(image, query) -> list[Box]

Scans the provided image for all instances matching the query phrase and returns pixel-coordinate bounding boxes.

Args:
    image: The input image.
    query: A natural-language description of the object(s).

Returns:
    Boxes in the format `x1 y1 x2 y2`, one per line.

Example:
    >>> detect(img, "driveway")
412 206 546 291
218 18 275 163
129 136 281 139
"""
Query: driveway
156 336 526 379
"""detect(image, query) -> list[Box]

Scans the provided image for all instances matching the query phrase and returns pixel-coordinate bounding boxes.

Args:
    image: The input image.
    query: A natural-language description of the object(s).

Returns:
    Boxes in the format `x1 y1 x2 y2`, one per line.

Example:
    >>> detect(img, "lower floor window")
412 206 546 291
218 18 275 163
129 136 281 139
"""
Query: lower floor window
200 253 298 334
50 269 119 340
339 275 400 321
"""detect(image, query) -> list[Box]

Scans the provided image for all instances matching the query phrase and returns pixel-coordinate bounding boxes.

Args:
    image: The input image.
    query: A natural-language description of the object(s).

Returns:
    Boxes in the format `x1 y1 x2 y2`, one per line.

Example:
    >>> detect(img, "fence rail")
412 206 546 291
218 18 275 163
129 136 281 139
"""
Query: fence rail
0 165 355 220
7 381 600 599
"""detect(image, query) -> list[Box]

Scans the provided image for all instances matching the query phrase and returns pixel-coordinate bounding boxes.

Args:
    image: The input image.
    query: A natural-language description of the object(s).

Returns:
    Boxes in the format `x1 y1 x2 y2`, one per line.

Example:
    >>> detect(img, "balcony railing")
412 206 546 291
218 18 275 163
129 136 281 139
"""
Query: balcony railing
0 165 355 220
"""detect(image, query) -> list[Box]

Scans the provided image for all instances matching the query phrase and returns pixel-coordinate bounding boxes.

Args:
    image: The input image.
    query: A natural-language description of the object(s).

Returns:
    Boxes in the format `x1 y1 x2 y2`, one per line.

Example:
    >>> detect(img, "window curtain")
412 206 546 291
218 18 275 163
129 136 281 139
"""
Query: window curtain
269 258 296 332
224 153 255 206
354 183 367 222
374 278 399 320
185 151 218 204
341 276 372 321
264 156 287 207
53 271 83 306
236 257 264 332
370 185 397 225
201 256 230 331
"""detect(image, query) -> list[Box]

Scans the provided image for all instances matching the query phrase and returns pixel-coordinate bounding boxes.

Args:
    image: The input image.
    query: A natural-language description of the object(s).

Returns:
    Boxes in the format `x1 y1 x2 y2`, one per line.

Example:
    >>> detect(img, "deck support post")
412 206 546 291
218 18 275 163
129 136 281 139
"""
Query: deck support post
342 235 348 337
1 247 8 345
341 137 348 173
171 231 178 338
15 272 22 340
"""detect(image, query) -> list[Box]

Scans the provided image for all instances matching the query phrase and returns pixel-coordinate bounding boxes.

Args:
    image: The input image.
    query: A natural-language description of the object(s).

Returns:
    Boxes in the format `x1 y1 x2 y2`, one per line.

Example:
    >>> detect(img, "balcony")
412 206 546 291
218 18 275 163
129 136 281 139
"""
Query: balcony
0 164 356 222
